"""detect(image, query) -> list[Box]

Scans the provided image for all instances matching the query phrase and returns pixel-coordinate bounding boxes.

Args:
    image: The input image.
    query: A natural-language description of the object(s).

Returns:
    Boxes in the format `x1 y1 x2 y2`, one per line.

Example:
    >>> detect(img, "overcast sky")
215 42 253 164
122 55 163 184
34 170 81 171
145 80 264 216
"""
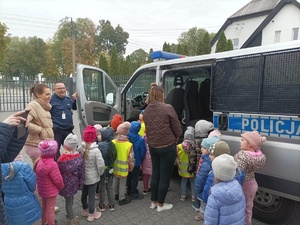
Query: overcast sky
0 0 250 55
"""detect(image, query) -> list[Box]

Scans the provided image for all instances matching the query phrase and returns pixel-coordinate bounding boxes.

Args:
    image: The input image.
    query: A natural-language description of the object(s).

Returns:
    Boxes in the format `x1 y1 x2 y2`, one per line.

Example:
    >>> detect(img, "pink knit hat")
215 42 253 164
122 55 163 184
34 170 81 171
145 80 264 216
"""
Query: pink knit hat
38 140 58 158
241 131 267 150
83 125 97 143
116 121 131 136
208 130 222 140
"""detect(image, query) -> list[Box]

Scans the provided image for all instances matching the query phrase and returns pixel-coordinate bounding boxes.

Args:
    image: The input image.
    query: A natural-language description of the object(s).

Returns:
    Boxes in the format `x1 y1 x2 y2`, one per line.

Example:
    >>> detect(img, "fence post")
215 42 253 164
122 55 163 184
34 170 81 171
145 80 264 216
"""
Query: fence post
22 73 26 109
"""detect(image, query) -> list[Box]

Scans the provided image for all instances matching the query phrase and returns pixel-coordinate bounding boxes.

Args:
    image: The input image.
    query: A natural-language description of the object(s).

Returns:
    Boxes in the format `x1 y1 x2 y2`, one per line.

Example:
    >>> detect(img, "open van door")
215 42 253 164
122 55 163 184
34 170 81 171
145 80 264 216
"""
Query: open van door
76 64 121 133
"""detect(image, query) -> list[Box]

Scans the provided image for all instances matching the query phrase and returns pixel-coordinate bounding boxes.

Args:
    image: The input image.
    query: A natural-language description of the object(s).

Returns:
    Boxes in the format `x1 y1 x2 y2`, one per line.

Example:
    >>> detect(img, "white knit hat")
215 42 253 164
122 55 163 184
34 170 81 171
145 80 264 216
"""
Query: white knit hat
212 154 237 182
194 120 214 138
64 133 78 151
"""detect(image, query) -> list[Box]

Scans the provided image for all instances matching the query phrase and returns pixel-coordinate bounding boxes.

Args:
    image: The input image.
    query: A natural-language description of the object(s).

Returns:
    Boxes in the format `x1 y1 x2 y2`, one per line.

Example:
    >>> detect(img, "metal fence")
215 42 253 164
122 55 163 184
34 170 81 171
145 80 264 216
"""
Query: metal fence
0 76 127 112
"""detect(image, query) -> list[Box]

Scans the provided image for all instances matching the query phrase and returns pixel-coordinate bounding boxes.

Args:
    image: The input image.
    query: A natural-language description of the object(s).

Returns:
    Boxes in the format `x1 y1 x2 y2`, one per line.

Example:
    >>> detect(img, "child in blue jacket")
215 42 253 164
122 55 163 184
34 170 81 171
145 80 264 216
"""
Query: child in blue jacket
127 121 146 199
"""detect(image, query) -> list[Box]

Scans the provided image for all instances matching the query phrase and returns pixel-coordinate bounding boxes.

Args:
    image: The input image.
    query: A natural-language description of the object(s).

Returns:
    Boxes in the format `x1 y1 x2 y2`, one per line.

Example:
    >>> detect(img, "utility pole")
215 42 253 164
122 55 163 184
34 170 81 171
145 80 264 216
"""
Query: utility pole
71 18 76 77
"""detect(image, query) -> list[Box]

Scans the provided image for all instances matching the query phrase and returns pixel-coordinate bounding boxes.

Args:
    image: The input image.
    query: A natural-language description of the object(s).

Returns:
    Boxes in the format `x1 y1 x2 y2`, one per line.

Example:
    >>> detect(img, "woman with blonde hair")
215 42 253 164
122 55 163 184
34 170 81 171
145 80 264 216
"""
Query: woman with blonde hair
143 83 182 212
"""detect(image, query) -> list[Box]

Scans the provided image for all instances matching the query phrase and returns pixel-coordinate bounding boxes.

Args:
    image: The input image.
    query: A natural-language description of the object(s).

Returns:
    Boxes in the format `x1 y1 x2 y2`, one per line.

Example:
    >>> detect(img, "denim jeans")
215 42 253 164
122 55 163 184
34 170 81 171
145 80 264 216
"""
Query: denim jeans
180 177 195 198
126 166 141 197
149 143 177 204
81 183 97 214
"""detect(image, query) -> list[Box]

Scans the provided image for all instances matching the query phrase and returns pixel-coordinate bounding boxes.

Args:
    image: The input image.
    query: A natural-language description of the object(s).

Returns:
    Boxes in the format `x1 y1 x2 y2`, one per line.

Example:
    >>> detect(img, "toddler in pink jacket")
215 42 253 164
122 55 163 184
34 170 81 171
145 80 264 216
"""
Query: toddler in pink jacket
34 140 64 225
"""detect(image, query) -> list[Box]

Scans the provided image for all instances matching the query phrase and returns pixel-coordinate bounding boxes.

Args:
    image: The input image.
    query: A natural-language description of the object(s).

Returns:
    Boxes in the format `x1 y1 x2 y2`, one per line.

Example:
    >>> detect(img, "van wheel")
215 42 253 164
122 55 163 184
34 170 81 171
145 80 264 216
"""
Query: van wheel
253 189 296 224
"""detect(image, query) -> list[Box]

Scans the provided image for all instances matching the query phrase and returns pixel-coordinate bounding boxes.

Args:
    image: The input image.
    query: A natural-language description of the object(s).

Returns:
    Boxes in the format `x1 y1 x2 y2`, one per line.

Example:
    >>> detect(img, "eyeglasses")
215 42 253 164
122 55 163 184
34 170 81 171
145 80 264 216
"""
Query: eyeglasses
56 87 66 90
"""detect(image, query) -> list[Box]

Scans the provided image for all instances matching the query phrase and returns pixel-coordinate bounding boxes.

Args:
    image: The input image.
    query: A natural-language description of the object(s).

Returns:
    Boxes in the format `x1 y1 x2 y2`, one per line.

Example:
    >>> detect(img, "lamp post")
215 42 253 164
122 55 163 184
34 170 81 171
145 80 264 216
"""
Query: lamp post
71 18 76 77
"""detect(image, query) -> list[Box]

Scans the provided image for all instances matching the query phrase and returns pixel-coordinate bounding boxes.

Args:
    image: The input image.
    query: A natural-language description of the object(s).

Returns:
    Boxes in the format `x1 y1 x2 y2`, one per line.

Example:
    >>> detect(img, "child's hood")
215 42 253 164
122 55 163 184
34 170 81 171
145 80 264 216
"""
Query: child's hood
212 180 244 204
129 121 141 135
100 127 115 142
36 158 56 175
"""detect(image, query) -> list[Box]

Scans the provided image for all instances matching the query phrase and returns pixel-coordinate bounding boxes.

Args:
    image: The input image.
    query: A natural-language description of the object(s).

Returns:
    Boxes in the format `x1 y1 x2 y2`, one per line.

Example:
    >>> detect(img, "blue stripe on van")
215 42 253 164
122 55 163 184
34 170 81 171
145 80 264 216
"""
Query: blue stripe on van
213 113 300 139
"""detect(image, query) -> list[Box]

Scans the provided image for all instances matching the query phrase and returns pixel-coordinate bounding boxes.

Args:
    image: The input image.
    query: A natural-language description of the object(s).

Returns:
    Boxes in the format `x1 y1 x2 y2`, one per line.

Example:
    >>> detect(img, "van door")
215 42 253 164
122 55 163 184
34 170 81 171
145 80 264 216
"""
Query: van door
76 64 121 132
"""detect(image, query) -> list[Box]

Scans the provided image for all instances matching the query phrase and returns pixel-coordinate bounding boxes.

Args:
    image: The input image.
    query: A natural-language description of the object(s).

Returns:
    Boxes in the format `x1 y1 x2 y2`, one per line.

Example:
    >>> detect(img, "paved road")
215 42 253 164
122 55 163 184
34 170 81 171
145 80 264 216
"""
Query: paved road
0 111 292 225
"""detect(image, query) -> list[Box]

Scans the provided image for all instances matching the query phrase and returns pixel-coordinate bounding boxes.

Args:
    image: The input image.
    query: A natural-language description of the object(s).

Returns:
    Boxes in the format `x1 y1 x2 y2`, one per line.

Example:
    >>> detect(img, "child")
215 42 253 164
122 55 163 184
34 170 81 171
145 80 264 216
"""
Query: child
112 121 135 206
234 131 267 225
94 123 102 200
194 136 218 215
1 153 41 225
188 120 214 174
80 125 104 222
141 135 152 195
97 127 117 211
204 154 246 225
57 134 85 225
138 110 146 137
127 121 146 200
35 140 64 225
109 114 123 132
177 126 196 203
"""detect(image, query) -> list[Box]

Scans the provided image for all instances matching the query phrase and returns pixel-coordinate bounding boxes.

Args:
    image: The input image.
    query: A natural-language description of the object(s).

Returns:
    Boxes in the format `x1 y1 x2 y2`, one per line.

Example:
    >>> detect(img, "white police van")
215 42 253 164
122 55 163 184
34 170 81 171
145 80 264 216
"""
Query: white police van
76 41 300 224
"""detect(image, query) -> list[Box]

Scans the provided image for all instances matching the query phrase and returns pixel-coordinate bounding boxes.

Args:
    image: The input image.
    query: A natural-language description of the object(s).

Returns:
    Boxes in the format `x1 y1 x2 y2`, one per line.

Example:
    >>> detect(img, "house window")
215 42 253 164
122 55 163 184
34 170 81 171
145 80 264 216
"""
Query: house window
292 28 299 40
232 38 239 50
274 31 281 43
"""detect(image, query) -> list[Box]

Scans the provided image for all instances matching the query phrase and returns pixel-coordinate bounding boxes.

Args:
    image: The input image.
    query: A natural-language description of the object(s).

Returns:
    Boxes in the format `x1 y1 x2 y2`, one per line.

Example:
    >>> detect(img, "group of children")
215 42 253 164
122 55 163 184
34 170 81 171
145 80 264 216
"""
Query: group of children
1 111 151 225
176 119 267 225
1 111 266 225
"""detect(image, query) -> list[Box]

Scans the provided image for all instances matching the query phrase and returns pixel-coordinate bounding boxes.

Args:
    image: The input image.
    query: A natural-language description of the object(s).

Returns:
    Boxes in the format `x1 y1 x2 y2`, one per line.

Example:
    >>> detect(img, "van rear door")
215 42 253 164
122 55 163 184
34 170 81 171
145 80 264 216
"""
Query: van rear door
76 64 120 131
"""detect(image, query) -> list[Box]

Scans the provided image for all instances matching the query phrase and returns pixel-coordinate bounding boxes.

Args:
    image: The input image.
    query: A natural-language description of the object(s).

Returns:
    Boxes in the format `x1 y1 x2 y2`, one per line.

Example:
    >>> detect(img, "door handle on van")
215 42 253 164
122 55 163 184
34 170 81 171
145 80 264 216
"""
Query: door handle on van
218 113 228 131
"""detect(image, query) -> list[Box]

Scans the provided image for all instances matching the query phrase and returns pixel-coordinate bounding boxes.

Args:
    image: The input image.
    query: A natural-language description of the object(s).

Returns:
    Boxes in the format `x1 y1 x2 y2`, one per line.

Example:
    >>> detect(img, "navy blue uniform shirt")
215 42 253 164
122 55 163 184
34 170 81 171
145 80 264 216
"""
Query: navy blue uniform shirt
50 94 77 129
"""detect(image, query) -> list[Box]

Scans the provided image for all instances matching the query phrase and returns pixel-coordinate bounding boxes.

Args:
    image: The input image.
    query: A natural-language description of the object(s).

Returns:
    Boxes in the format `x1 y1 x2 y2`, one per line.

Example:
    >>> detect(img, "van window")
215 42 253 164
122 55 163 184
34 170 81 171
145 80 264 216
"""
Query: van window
83 68 104 102
211 48 300 115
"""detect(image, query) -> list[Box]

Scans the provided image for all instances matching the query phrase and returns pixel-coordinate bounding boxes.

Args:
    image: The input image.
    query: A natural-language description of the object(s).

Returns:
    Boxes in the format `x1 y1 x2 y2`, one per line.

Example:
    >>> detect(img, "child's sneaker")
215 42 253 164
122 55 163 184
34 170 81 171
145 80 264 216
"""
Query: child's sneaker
150 202 157 209
192 201 200 211
95 193 99 199
98 204 105 212
81 209 89 217
87 211 101 222
143 188 151 195
108 204 115 211
69 216 80 225
180 195 187 201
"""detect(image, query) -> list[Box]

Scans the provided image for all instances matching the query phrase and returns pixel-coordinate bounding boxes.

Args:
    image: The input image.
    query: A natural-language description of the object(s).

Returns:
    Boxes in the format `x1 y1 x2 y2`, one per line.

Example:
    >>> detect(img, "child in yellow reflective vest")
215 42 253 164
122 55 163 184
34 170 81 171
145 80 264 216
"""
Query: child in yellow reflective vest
177 126 196 205
112 122 135 206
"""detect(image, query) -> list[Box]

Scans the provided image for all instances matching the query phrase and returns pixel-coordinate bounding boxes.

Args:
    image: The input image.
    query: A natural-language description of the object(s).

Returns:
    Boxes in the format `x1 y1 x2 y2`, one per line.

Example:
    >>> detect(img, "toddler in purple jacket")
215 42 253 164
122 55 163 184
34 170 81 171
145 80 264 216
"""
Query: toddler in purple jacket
58 134 85 225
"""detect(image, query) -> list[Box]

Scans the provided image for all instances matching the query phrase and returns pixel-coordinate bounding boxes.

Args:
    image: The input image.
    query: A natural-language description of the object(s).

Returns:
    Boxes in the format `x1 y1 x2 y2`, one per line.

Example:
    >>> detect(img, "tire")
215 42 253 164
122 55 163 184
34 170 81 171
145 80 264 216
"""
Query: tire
253 188 297 224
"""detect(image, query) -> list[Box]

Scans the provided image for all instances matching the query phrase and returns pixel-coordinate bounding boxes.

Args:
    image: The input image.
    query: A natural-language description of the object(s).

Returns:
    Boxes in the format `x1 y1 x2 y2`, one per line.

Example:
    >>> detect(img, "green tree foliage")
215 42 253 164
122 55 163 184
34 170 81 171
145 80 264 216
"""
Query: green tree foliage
0 22 11 72
197 32 211 55
96 20 129 56
163 42 171 52
227 39 233 51
130 48 148 71
99 53 109 73
109 47 120 76
178 28 207 56
3 36 46 80
216 31 228 53
42 42 59 79
121 55 132 77
147 48 153 63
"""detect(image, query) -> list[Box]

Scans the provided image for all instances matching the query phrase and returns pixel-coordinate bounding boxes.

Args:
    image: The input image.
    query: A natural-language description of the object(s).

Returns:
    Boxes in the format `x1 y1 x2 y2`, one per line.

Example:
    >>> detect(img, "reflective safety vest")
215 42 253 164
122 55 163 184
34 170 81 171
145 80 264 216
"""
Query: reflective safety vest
112 140 132 177
177 144 194 178
138 121 146 137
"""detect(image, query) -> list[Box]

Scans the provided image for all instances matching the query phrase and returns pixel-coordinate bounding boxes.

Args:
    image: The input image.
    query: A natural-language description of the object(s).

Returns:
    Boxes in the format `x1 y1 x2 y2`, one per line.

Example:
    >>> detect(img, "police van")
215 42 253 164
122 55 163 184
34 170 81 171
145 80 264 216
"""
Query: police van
76 40 300 224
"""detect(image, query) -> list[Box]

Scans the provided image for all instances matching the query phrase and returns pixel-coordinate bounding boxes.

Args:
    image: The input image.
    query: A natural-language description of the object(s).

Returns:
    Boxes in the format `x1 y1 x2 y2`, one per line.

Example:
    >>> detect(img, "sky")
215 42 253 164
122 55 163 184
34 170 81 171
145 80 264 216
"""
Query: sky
0 0 250 55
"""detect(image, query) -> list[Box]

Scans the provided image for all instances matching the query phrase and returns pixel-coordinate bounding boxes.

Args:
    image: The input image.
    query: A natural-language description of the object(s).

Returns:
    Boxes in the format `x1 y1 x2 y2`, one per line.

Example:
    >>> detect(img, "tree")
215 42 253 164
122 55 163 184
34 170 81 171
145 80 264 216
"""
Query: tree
130 49 148 71
42 42 59 79
197 32 211 55
109 46 120 76
147 48 153 63
178 28 207 56
216 31 228 53
227 39 233 51
96 20 129 56
99 53 109 73
0 22 11 73
53 17 97 77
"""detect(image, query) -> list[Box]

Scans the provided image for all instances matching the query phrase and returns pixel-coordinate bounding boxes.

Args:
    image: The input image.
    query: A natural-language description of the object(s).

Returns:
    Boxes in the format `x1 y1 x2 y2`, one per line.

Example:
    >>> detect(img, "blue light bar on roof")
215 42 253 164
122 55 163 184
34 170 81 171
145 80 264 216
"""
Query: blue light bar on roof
151 51 185 61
